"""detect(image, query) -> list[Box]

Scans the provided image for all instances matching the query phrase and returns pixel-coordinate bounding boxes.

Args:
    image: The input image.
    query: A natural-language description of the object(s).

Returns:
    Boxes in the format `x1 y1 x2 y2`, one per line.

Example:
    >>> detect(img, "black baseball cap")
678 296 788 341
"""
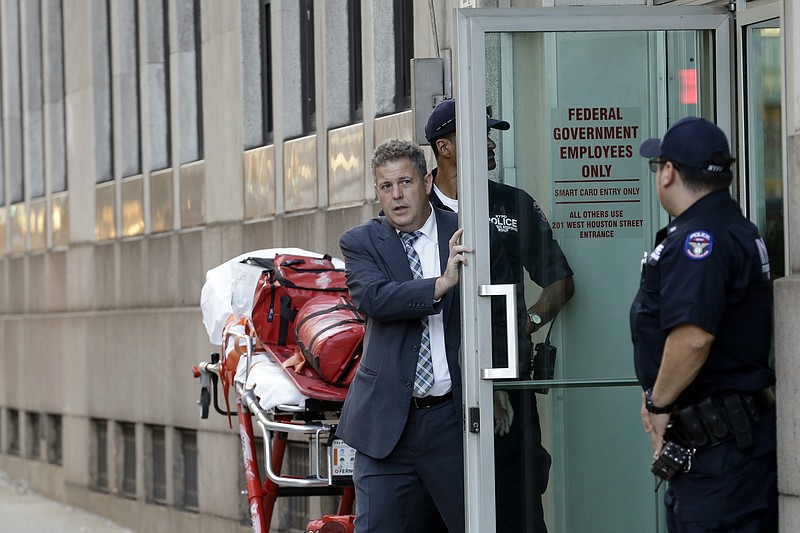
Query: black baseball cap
424 99 510 142
639 116 731 172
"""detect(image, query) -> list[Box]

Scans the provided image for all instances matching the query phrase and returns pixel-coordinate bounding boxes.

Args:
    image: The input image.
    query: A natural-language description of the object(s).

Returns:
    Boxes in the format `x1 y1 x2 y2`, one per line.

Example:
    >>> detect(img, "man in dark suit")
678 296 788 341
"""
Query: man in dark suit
336 139 471 532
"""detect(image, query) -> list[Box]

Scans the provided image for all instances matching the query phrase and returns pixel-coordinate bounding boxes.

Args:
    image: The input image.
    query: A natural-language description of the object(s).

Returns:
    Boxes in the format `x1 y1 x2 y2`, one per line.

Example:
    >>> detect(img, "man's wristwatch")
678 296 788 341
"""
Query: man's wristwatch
644 388 674 414
528 311 542 327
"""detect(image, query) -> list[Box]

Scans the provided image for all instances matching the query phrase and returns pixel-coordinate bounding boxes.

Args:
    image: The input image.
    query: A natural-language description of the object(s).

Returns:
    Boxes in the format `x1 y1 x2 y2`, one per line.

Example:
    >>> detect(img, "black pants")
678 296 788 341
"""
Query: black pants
665 408 777 533
408 390 551 533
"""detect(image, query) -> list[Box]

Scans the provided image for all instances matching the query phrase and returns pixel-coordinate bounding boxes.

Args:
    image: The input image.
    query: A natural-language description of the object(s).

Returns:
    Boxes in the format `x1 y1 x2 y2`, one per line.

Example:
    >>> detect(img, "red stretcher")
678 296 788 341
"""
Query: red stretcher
194 321 356 532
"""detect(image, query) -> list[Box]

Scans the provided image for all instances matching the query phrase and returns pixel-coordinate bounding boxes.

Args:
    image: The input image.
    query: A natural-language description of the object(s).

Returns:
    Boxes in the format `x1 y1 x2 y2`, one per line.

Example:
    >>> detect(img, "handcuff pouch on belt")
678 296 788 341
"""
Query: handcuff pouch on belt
675 394 755 452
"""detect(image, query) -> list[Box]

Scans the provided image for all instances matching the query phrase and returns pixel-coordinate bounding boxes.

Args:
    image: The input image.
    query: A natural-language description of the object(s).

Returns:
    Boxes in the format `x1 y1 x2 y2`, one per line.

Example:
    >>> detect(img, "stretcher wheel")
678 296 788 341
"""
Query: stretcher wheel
199 388 210 419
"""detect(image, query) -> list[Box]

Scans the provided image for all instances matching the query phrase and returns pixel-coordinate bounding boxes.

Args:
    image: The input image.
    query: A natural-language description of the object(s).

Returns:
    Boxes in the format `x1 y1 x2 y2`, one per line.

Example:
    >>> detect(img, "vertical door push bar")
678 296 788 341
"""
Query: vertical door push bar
477 284 518 380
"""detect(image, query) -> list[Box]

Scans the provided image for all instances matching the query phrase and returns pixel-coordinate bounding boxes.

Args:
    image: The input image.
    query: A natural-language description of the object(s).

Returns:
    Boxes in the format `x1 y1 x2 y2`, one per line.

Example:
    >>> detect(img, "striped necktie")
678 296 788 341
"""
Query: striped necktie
399 231 435 396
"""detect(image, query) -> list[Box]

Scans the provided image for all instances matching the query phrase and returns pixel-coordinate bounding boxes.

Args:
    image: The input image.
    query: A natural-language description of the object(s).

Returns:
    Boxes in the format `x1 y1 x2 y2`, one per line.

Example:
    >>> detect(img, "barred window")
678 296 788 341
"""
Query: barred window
25 412 41 459
46 414 62 465
91 418 108 492
7 409 20 456
119 422 137 498
175 428 198 511
146 425 167 505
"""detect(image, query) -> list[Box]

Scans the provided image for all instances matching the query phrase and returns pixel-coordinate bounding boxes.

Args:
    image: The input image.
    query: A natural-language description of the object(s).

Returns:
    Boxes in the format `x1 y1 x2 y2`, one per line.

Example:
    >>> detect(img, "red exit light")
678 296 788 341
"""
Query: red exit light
679 69 698 105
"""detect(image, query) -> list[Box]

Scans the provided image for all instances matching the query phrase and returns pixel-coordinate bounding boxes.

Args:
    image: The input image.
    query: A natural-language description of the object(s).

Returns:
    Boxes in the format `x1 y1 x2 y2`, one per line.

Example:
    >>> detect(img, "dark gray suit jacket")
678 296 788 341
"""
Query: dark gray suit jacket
336 208 462 459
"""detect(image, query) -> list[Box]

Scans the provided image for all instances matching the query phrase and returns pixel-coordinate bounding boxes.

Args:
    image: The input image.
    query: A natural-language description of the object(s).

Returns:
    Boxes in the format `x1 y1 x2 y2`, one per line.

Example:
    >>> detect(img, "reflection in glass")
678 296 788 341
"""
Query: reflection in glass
150 168 174 234
328 123 365 206
122 176 144 237
122 176 145 237
283 135 318 212
180 161 205 229
11 202 28 253
29 199 47 250
51 193 70 248
243 145 276 219
746 23 783 278
95 182 116 241
0 207 6 252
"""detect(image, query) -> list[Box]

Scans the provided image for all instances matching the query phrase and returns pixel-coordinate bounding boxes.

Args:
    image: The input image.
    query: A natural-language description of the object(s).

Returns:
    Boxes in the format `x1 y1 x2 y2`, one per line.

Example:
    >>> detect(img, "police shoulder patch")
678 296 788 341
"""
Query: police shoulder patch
685 231 713 260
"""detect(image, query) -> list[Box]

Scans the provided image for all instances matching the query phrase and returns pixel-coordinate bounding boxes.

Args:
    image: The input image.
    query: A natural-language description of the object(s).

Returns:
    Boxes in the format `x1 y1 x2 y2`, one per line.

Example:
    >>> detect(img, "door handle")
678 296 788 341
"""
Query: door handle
477 284 518 380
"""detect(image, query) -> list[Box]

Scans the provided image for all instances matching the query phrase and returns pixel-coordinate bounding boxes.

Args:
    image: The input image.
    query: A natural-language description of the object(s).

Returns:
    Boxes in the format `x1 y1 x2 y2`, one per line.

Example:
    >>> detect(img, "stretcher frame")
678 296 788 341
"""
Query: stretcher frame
194 328 355 532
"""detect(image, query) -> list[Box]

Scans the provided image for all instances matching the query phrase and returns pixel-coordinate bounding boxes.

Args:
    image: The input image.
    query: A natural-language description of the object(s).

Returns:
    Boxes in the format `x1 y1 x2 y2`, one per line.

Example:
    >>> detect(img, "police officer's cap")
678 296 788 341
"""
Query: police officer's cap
425 99 510 142
639 116 731 172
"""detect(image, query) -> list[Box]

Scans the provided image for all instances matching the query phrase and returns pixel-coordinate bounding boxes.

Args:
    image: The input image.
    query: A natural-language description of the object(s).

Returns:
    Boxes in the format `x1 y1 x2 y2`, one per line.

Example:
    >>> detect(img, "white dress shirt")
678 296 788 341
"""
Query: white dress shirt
401 208 451 397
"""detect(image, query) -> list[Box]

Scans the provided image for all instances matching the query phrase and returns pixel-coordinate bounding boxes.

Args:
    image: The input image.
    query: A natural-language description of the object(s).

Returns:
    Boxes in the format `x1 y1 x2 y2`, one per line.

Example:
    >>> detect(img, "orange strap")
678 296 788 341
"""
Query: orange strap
281 347 307 373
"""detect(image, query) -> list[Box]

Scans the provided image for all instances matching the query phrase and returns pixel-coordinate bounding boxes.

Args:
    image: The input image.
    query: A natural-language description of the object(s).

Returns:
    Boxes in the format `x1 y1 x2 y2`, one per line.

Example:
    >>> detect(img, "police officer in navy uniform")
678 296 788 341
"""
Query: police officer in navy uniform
425 100 574 332
425 99 574 533
632 116 777 532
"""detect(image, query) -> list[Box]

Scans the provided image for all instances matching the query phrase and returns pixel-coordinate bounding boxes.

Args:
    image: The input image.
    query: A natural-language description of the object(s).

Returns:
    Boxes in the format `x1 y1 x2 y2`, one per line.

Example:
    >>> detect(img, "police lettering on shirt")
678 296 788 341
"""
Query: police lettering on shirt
648 243 665 265
755 237 771 277
489 199 549 234
490 214 518 233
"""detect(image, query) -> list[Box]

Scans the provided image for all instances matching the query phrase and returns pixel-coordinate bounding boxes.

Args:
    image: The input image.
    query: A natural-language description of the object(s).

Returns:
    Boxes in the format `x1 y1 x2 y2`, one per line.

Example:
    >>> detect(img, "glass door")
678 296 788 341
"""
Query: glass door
455 7 733 533
737 5 784 279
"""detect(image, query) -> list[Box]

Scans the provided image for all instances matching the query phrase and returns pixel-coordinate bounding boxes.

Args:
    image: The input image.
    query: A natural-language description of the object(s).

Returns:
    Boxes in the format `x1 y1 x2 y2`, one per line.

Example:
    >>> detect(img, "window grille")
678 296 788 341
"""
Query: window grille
46 414 62 465
91 418 108 492
7 409 20 456
176 428 199 511
119 422 137 498
146 425 167 505
25 412 41 459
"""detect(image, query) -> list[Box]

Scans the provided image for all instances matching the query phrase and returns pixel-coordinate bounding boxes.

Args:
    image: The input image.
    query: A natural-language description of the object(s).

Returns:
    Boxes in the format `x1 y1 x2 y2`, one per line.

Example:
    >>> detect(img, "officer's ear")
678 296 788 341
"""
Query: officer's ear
660 162 679 188
435 137 454 158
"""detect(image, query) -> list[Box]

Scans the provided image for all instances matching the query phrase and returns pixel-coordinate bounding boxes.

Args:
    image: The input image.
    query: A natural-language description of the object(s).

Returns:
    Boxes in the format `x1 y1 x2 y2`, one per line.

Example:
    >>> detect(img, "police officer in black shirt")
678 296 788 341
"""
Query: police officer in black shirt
632 117 777 532
425 99 574 533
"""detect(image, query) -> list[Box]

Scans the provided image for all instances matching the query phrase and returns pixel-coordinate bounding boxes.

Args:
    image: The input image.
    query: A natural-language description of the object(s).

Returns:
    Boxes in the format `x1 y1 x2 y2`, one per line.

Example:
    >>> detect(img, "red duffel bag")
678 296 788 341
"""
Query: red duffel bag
251 254 348 347
293 294 365 387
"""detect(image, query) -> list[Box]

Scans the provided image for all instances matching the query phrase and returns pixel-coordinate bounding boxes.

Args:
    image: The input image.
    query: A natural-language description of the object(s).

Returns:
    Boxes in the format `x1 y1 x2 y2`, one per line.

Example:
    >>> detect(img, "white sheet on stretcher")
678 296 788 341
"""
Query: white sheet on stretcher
200 247 345 345
235 352 309 411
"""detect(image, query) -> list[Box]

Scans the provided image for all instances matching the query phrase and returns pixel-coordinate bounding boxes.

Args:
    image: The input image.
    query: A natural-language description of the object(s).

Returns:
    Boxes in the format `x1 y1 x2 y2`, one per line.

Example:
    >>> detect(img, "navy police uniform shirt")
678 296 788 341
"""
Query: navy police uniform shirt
486 179 573 287
429 170 574 287
630 189 775 407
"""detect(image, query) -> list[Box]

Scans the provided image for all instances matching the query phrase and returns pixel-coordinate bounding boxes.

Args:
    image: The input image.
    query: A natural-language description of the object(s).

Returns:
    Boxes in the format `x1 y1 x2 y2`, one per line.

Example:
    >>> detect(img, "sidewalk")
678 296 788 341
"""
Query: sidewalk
0 475 135 533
